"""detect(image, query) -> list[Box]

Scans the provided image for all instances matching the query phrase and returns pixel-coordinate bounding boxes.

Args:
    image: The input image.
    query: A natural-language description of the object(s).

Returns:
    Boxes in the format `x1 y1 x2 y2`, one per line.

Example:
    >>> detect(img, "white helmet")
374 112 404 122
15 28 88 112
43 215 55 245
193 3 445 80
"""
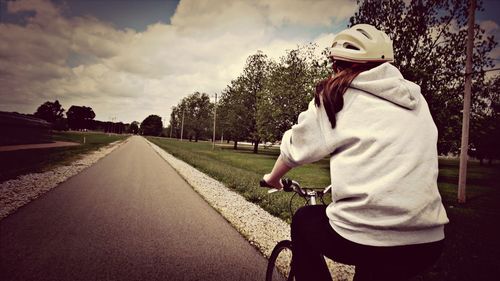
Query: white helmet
329 24 394 63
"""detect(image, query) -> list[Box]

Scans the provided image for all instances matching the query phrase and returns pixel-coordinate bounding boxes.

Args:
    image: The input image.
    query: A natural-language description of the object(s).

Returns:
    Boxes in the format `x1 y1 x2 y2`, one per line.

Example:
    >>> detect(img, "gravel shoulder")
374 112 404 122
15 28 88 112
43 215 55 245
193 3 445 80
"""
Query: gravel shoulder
145 138 355 281
0 138 129 220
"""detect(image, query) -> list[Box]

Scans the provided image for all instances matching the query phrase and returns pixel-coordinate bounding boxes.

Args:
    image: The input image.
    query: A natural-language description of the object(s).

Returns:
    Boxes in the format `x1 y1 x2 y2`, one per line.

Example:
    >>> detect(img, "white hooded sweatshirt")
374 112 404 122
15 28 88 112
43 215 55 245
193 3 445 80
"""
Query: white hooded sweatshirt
280 62 449 247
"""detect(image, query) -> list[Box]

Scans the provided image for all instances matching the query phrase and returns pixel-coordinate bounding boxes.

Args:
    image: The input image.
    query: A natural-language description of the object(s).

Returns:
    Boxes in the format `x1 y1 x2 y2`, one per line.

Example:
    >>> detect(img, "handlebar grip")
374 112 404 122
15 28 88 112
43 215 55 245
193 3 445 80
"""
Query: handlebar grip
260 178 309 197
259 179 273 188
260 178 294 192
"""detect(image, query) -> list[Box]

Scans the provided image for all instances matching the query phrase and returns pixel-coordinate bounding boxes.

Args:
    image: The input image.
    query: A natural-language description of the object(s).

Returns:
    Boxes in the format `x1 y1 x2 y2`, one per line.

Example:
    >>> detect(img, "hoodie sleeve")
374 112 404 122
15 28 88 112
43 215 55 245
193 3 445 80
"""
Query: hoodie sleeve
280 100 331 167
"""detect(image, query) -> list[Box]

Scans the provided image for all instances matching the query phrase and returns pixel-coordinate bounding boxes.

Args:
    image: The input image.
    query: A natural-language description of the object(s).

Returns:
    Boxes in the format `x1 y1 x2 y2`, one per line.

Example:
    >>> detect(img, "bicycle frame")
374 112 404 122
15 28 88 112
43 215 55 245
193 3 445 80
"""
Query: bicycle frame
262 179 332 281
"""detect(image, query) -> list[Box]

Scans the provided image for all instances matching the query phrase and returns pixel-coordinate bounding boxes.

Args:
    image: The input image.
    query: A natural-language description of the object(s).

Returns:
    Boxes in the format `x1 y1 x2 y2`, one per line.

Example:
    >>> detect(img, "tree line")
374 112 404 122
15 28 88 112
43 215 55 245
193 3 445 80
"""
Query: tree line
33 100 173 138
33 100 168 137
166 0 499 163
33 100 136 134
167 45 334 154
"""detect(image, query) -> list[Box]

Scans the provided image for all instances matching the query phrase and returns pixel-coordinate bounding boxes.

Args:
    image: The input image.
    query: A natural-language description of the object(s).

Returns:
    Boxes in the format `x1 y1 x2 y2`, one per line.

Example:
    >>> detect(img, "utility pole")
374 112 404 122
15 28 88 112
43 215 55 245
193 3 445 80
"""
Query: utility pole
212 93 217 150
180 109 185 141
458 0 476 204
163 116 167 138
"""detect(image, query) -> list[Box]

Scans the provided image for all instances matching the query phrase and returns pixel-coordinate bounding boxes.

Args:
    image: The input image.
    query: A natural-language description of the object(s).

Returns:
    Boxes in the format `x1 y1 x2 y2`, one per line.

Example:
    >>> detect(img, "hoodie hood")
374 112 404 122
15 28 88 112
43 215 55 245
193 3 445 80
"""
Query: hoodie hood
350 62 420 110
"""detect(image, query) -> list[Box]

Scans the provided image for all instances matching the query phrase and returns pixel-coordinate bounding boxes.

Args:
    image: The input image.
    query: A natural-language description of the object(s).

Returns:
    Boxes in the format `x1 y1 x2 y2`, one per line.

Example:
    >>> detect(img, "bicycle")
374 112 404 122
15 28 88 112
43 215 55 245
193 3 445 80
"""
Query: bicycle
260 178 332 281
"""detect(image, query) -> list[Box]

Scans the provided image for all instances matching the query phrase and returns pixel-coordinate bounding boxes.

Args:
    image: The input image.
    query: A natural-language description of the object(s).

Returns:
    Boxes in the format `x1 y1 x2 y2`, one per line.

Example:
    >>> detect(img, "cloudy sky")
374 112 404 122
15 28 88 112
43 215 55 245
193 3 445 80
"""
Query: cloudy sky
0 0 499 124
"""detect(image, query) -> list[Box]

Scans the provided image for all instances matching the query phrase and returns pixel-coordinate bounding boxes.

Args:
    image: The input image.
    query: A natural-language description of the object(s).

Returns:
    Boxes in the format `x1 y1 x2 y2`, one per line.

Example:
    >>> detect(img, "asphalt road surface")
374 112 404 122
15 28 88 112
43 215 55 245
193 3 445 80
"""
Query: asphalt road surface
0 136 268 281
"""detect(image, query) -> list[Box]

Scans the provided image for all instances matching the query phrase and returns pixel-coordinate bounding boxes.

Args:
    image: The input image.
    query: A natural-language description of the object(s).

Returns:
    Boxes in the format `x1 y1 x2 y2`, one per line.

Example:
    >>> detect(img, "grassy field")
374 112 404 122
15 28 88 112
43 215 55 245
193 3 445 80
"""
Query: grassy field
0 131 128 182
148 137 500 281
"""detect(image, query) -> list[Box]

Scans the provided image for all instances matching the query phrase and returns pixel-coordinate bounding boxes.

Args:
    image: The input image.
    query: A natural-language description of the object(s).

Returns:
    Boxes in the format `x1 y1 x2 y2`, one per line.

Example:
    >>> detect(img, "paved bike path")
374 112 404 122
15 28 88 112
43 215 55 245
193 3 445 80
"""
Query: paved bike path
0 136 267 281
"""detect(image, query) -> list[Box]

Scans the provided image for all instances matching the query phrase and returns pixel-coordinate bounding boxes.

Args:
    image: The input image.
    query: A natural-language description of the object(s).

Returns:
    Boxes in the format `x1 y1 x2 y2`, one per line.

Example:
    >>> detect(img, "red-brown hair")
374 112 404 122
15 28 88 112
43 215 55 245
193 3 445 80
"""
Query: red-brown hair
314 60 382 128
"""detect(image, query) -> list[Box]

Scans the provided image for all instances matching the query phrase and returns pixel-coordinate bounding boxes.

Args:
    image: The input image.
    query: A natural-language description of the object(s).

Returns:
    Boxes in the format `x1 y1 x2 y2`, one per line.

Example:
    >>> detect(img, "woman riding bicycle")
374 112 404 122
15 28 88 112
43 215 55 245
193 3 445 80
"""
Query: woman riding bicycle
262 24 449 281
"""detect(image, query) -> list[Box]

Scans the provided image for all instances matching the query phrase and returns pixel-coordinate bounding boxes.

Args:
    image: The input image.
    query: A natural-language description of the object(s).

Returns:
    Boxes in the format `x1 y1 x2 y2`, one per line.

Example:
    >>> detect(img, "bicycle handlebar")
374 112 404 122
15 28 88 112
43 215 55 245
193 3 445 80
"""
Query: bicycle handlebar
259 178 314 197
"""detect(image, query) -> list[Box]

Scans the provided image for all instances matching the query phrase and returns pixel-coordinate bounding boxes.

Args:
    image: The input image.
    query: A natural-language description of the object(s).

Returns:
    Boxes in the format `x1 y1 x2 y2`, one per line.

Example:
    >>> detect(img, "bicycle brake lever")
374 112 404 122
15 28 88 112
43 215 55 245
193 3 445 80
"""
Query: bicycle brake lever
281 178 294 192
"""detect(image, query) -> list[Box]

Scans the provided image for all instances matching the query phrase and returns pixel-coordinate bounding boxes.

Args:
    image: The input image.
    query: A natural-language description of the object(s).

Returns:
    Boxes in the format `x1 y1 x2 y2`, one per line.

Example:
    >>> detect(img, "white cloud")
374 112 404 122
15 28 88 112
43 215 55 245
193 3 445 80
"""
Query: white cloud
0 0 355 123
258 0 356 26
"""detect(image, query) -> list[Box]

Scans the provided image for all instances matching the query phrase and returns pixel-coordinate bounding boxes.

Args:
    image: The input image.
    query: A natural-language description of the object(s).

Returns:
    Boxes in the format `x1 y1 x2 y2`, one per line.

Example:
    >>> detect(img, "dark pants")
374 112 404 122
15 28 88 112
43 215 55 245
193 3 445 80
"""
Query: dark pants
291 205 444 281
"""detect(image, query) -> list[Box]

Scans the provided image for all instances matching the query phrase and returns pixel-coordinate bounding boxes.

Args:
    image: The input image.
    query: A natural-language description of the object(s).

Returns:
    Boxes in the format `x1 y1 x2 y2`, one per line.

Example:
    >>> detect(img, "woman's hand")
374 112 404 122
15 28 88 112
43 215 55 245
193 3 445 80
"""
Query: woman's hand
263 173 284 190
262 156 292 190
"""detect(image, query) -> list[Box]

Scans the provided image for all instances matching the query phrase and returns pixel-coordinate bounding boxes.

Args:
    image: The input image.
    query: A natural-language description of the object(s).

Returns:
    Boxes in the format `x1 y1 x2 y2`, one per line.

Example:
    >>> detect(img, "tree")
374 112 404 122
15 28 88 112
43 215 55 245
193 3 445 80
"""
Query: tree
129 121 139 134
169 106 183 138
217 52 269 152
218 48 329 151
257 45 329 143
33 100 66 130
169 92 213 141
140 115 163 136
183 92 213 142
218 76 252 149
244 52 270 153
350 0 497 155
66 105 95 130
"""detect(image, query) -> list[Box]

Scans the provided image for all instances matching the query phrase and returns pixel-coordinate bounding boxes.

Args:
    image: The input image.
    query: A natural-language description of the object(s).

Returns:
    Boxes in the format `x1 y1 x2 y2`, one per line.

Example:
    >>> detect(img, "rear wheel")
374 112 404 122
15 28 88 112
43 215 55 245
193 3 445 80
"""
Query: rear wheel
266 240 294 281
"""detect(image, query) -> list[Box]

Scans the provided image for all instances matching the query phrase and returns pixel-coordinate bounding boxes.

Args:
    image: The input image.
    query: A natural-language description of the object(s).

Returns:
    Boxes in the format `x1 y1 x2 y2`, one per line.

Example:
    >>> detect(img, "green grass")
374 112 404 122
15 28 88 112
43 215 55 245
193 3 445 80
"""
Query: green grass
148 137 500 281
430 161 500 281
0 131 128 182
